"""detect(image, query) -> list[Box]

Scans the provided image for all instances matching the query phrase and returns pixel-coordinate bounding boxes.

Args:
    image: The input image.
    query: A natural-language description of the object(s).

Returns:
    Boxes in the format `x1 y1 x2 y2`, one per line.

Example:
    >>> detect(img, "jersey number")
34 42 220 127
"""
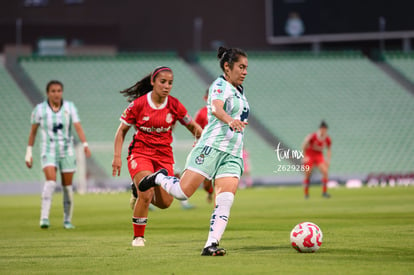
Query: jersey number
201 146 212 155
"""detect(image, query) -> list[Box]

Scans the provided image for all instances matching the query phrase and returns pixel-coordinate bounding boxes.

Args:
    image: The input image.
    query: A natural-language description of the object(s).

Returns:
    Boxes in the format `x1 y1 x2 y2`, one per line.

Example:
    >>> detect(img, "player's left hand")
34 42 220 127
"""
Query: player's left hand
229 119 248 132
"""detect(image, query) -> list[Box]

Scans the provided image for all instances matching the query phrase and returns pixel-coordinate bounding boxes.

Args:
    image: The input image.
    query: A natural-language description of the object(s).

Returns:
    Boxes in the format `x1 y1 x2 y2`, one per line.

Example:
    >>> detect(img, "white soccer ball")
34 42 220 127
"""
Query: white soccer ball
290 222 323 253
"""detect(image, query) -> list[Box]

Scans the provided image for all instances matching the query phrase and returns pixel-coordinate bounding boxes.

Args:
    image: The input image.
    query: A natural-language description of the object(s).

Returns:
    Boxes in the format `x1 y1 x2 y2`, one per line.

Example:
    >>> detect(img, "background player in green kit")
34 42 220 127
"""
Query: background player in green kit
139 47 249 256
25 80 91 229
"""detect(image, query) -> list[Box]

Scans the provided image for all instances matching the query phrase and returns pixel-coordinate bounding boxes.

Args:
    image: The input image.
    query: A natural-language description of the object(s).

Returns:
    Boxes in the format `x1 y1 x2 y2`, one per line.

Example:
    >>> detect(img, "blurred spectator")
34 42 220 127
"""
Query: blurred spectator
285 12 305 37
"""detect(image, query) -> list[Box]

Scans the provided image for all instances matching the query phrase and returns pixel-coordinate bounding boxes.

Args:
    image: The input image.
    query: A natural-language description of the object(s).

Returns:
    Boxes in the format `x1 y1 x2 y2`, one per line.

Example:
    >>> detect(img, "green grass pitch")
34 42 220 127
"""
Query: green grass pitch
1 186 413 274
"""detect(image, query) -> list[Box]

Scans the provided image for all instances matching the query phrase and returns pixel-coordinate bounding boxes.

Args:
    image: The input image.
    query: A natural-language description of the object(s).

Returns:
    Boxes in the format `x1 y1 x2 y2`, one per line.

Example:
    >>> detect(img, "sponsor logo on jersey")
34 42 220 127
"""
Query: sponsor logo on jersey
139 125 172 133
214 89 223 94
143 116 150 121
166 113 173 123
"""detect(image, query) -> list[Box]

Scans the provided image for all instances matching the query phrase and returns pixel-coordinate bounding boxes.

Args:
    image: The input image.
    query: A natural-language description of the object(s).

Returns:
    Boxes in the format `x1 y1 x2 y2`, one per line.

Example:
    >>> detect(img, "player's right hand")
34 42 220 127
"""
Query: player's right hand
25 158 33 169
112 157 122 177
25 146 33 169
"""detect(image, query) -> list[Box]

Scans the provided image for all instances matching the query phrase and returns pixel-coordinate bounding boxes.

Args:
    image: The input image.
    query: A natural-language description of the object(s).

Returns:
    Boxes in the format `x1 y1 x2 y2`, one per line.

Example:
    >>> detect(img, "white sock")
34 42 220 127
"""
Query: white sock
204 192 234 248
62 185 74 223
41 181 56 220
155 174 188 200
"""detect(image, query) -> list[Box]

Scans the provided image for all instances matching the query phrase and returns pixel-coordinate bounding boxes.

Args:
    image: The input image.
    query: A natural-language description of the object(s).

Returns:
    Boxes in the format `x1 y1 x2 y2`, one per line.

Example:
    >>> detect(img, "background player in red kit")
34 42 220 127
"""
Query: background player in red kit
112 66 202 247
302 121 332 199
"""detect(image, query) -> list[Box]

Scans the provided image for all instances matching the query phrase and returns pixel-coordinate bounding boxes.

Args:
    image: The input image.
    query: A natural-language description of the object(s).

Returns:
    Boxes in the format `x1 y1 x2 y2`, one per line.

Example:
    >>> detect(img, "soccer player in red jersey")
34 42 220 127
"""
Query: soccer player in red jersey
302 121 332 199
112 66 202 247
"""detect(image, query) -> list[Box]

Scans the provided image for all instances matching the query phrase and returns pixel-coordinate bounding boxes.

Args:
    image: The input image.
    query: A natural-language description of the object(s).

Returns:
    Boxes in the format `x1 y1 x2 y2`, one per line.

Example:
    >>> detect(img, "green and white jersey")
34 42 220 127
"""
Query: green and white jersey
197 76 250 158
31 100 80 158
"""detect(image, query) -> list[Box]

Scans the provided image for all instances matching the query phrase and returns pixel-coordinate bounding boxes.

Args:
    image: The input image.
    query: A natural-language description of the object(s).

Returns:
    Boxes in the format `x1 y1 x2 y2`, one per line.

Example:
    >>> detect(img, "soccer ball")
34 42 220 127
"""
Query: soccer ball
290 222 323 253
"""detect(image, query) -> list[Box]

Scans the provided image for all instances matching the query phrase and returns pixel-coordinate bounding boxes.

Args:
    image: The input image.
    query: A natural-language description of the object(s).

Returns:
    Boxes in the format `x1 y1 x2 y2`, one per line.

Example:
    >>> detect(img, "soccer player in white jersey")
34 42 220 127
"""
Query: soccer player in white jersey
25 80 91 229
139 47 249 256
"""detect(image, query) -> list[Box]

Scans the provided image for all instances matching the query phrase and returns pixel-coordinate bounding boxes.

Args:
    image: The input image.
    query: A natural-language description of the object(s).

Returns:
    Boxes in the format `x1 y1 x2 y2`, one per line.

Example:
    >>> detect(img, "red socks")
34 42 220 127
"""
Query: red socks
322 177 328 193
132 217 147 237
303 179 310 196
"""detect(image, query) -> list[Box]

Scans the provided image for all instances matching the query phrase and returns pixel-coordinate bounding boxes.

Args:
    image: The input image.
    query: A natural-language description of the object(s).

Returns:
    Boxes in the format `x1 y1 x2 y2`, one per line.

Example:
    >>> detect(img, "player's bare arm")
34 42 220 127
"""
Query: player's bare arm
185 120 203 139
326 147 332 166
73 122 91 158
211 99 247 132
302 135 311 152
112 122 130 176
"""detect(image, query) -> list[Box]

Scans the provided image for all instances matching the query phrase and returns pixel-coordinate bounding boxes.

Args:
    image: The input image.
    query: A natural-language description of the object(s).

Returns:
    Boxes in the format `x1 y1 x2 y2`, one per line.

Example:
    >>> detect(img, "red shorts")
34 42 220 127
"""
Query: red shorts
128 155 174 180
303 152 325 168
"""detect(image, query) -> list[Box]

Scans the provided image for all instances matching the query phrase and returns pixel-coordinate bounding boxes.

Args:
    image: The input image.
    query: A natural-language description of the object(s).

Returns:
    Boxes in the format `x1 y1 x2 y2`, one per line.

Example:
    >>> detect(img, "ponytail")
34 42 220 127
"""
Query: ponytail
120 66 173 102
120 74 152 102
217 46 247 71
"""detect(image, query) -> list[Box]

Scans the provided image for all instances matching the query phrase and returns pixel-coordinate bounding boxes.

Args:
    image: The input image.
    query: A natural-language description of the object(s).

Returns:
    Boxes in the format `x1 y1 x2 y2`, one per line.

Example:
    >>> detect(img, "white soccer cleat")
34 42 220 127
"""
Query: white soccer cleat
63 221 76 229
131 237 146 247
40 218 50 229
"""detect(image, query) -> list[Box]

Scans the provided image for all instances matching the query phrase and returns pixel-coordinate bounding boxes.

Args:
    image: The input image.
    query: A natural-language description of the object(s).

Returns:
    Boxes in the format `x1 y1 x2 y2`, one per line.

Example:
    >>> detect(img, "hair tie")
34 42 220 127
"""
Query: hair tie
151 66 172 83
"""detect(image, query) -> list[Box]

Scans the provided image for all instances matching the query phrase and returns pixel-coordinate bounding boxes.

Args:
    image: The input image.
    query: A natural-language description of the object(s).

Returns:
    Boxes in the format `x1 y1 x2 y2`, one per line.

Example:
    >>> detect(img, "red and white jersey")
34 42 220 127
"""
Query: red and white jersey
305 132 331 155
194 106 208 129
120 92 192 163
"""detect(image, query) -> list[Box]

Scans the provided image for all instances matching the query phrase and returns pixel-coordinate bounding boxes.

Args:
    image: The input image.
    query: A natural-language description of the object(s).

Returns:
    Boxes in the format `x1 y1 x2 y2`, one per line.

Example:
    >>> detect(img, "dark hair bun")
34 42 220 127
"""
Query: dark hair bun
320 120 328 128
217 46 228 59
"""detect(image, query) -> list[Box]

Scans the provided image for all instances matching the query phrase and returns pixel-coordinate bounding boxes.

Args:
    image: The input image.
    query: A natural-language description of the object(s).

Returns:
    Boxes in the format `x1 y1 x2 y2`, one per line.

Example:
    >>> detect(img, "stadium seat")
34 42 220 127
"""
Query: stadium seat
0 64 44 182
384 51 414 83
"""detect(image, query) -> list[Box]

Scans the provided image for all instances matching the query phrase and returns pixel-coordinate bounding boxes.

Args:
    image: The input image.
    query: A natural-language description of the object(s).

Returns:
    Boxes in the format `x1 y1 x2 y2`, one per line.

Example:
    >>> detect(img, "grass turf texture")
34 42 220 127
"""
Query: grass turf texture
1 186 413 274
